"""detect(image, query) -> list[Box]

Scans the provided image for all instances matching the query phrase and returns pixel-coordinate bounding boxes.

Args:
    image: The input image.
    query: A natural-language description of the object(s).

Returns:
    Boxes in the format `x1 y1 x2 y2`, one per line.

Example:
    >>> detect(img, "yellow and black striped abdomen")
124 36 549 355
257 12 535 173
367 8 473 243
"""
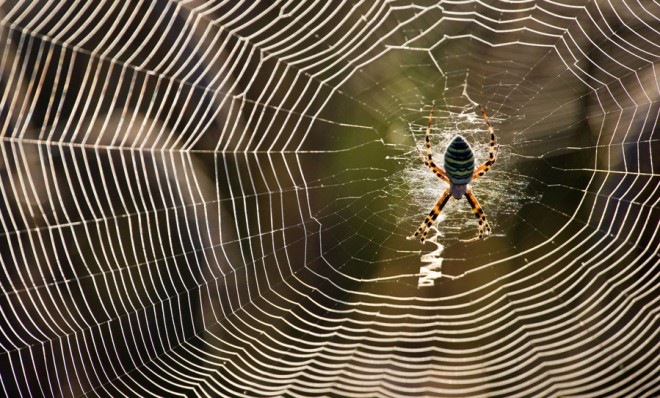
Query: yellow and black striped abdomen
444 135 474 184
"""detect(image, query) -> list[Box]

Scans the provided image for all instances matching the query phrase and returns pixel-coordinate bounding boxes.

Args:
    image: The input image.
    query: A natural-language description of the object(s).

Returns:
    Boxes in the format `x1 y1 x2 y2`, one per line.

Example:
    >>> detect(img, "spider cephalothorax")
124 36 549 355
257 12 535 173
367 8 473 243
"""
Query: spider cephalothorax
412 104 498 243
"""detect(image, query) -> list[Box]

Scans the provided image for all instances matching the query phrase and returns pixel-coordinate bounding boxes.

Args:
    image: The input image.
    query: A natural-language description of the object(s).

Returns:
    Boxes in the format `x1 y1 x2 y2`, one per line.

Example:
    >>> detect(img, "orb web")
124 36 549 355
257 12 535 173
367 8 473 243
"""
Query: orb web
0 1 657 397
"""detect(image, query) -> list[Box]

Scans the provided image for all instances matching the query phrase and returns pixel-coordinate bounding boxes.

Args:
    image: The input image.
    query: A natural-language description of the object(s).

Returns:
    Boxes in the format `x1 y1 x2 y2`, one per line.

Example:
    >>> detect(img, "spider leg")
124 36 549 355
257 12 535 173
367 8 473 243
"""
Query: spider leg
472 105 498 181
412 187 451 243
418 103 451 184
463 189 491 242
418 149 450 183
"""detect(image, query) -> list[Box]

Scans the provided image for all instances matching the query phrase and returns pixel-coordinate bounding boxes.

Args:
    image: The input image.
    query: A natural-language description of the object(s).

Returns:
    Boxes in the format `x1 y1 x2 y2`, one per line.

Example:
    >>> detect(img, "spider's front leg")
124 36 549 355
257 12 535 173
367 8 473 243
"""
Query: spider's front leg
410 187 451 243
462 189 491 242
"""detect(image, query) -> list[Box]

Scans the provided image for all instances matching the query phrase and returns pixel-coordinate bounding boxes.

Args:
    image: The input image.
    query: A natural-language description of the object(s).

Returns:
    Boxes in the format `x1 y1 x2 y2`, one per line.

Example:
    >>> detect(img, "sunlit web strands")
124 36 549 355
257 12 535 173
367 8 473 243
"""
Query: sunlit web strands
0 0 657 397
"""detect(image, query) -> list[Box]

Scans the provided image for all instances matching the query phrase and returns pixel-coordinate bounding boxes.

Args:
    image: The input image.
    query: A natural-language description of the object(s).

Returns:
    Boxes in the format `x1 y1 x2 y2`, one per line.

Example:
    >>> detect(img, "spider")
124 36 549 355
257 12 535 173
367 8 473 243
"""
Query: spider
411 104 498 243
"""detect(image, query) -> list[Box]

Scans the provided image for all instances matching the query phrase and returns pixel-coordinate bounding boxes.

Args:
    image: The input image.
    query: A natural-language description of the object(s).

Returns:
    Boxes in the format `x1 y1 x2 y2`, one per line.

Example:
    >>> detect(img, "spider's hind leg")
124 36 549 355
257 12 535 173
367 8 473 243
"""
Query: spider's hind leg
471 105 498 181
417 103 450 184
462 189 491 242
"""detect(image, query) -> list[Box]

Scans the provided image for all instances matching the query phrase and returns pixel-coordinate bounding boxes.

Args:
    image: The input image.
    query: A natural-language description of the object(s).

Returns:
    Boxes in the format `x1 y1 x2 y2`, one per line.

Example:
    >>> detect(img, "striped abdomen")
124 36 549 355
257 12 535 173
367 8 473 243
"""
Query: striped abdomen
444 135 474 184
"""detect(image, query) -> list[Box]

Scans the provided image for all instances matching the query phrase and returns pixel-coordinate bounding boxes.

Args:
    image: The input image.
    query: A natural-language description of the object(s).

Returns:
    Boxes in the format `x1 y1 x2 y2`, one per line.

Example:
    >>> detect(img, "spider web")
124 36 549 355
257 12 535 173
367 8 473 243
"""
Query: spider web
0 1 658 397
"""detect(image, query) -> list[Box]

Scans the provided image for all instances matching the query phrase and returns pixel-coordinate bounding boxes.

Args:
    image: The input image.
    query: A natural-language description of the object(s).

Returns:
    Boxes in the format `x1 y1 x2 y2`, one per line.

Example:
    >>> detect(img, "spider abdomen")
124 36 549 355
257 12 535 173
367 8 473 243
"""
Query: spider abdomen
444 135 474 184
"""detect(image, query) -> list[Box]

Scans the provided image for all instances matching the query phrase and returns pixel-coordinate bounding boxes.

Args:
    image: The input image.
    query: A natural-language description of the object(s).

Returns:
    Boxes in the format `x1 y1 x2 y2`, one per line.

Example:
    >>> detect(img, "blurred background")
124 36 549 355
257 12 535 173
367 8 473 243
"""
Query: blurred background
0 1 657 397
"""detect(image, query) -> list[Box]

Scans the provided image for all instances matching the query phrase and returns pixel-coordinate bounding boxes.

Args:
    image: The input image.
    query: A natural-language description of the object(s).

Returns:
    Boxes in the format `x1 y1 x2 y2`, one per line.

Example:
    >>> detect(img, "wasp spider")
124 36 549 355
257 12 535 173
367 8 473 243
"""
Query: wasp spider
412 104 498 243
